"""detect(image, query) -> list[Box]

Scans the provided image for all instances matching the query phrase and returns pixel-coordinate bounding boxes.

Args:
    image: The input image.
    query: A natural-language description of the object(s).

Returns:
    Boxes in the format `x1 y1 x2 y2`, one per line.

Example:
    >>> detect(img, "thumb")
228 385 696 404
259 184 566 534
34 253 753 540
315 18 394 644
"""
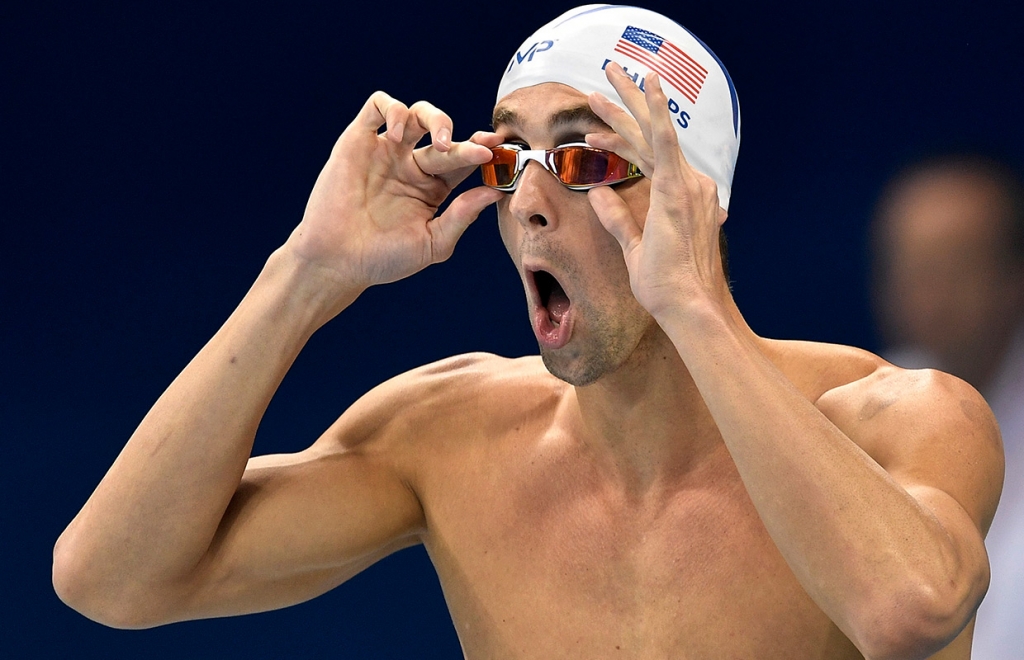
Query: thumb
588 187 642 257
428 186 504 263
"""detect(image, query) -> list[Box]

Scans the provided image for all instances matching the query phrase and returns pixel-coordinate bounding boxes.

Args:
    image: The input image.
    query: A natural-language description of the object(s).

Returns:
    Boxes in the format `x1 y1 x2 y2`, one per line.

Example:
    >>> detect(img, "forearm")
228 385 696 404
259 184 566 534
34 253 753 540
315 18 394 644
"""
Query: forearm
52 91 498 625
53 247 361 615
657 300 981 653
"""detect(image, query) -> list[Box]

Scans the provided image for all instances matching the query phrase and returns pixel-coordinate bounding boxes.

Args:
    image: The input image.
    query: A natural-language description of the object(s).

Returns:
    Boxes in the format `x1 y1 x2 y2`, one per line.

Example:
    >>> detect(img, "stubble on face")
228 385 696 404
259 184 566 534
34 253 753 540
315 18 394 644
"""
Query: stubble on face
490 83 657 387
525 238 653 387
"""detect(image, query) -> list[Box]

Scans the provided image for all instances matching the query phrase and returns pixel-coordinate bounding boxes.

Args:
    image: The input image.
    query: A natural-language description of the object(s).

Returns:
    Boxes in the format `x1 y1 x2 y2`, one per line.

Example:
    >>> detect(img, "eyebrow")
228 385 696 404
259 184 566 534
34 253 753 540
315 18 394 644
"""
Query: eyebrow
491 104 612 132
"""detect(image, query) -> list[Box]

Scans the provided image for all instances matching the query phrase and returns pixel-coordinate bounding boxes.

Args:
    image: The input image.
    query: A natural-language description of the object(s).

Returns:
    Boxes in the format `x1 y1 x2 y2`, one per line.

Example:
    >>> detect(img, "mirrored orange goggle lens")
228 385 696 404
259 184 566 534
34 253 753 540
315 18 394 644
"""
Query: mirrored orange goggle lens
481 146 635 189
551 147 630 186
481 149 519 188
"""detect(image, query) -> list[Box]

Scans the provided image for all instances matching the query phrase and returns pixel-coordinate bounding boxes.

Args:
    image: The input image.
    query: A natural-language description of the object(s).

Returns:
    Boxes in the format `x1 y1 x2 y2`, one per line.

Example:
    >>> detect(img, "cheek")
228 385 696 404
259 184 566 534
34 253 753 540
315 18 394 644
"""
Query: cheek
585 214 632 278
496 202 519 259
620 180 651 228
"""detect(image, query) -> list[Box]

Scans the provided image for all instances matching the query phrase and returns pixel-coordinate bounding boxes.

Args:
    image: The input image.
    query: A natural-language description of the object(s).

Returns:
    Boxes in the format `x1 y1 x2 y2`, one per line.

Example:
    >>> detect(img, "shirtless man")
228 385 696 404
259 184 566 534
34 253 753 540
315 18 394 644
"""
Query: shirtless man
52 6 1002 658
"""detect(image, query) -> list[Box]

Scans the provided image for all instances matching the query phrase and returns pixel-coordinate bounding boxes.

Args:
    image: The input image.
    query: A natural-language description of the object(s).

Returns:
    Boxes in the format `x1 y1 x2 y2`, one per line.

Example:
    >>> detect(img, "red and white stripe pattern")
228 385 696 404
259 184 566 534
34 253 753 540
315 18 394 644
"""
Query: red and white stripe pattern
613 26 708 104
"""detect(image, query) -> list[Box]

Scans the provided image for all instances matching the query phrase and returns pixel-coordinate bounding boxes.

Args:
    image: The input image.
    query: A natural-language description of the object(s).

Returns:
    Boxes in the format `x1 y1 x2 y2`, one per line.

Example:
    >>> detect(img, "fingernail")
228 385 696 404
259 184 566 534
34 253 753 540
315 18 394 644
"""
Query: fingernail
437 128 451 147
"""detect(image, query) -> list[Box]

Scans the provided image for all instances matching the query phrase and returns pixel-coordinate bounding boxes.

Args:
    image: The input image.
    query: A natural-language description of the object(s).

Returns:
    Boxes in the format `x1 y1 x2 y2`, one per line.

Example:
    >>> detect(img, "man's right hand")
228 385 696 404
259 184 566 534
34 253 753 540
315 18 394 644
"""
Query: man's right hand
51 92 504 628
284 91 504 297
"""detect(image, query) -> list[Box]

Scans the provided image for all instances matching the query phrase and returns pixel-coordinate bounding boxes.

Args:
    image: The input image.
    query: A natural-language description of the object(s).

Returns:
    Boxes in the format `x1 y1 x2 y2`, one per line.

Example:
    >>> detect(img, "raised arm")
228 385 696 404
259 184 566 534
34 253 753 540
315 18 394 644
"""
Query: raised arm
587 67 1003 659
51 93 504 628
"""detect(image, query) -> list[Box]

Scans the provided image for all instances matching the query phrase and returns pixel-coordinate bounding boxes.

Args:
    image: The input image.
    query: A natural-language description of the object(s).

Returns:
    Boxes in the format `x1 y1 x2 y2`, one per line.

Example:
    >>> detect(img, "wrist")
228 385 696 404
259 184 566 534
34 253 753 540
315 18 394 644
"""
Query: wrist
650 290 751 364
653 292 724 332
258 247 367 332
643 276 719 322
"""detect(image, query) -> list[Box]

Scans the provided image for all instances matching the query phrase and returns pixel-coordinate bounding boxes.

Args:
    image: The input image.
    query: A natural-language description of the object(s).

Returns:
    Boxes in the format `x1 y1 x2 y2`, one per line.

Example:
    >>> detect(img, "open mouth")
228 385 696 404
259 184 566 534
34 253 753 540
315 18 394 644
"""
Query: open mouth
528 268 574 350
534 270 571 326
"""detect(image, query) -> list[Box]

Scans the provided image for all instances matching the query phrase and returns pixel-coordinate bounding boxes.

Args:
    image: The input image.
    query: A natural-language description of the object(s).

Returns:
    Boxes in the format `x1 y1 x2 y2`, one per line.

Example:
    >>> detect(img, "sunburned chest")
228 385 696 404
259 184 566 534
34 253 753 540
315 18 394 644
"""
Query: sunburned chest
419 443 859 658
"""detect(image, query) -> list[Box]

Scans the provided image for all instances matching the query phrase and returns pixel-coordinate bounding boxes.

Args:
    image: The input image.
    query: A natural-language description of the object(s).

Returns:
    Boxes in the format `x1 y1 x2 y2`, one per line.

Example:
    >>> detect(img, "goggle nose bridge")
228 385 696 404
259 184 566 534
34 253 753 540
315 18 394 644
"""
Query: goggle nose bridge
482 142 643 192
515 149 559 178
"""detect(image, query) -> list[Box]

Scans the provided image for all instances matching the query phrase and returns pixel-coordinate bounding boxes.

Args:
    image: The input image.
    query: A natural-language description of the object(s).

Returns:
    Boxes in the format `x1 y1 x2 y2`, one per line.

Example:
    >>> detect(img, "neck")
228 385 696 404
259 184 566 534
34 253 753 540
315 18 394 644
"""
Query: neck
564 296 755 497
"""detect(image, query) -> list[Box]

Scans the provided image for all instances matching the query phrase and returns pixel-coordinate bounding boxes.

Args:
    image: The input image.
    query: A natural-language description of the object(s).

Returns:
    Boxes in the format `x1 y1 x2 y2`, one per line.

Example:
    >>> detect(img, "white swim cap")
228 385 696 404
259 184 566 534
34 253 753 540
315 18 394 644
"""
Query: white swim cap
496 4 740 210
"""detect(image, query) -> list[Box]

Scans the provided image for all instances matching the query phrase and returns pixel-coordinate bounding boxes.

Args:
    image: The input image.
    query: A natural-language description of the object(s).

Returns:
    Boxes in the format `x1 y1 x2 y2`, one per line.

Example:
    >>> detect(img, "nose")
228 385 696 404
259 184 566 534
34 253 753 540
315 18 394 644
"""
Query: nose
507 160 558 231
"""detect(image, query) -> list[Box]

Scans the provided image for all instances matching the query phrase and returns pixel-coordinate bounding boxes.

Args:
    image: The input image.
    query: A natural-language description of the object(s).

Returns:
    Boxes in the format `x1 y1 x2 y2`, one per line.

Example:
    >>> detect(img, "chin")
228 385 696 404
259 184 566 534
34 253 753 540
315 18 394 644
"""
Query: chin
540 349 609 387
539 314 663 387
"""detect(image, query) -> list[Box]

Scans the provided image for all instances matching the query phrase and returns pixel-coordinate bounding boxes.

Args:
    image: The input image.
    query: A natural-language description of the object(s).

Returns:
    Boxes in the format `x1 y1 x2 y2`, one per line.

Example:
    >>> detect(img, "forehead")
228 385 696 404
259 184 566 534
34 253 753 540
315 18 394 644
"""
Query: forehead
491 82 611 138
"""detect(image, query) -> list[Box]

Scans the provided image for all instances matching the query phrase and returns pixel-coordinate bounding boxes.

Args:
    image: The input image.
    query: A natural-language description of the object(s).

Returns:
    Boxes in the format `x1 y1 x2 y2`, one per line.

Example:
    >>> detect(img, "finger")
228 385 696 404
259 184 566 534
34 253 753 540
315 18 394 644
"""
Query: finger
588 91 644 145
354 91 394 131
466 130 505 148
645 73 721 212
401 100 455 152
414 138 495 181
428 186 505 263
353 91 411 144
587 92 652 169
603 62 654 147
418 131 504 188
584 130 648 175
587 187 642 257
641 74 679 179
643 73 686 175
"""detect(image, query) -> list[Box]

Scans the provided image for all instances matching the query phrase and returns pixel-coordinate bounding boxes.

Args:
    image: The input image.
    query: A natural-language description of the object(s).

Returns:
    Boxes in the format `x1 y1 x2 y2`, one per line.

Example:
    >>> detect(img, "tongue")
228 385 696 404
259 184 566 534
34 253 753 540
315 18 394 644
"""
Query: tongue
548 282 570 324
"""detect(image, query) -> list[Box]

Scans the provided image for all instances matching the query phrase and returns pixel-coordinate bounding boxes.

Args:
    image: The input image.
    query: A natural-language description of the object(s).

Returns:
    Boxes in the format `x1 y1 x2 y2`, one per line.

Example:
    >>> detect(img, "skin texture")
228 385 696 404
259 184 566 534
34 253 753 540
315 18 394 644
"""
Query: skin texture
53 68 1003 660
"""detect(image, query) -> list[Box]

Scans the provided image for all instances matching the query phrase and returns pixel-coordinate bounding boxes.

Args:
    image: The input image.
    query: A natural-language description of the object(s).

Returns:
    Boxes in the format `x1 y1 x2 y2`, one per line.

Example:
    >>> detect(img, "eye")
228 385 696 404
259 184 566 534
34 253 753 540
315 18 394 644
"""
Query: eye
493 132 528 149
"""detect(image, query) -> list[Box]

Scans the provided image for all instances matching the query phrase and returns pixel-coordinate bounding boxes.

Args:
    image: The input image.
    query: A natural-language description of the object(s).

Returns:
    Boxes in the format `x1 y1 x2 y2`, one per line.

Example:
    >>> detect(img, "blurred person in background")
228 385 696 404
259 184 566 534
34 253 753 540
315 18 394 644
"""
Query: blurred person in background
872 152 1024 659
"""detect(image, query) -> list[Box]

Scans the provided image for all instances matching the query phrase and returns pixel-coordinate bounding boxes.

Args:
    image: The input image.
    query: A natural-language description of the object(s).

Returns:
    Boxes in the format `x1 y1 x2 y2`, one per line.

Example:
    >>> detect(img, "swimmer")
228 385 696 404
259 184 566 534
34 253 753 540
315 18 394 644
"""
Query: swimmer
52 5 1002 658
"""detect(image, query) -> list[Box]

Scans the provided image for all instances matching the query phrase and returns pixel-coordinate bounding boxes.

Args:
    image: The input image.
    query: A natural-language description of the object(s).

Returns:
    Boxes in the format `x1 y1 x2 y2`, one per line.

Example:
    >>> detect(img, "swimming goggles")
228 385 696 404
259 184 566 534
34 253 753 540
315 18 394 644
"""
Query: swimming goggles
480 142 644 192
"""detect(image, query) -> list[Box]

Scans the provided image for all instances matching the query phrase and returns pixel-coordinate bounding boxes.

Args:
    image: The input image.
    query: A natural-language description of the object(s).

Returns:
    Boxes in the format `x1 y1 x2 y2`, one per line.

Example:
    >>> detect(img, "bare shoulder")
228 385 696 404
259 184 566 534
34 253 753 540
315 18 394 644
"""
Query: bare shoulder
774 339 1004 533
812 346 1001 472
318 352 561 454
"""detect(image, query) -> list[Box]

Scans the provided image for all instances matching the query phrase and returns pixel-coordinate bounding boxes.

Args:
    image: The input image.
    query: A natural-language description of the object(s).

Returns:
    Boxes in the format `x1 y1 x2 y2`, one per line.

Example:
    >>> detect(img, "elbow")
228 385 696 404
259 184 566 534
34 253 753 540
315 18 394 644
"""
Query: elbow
52 535 168 630
849 576 985 660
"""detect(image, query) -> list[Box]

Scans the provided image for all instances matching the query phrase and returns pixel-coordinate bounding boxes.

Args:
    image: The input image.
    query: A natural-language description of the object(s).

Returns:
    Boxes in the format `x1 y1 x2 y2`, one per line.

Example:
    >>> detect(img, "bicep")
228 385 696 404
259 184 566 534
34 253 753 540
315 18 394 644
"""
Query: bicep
173 440 425 621
157 354 487 623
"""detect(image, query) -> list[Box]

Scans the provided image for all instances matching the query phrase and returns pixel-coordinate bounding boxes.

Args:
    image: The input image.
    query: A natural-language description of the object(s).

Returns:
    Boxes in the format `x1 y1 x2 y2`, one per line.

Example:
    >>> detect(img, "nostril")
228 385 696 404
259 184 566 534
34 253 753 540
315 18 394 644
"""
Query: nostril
530 214 548 227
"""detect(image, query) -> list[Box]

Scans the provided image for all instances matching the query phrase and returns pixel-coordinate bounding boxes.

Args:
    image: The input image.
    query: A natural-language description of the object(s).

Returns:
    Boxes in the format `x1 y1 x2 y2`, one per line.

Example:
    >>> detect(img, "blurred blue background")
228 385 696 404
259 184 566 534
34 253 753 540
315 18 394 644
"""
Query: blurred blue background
3 0 1022 657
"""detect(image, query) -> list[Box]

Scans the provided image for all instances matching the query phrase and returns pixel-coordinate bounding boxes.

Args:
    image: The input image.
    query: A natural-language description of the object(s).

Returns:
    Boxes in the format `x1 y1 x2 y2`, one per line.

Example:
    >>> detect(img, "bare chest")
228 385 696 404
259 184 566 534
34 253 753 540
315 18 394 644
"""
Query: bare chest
418 439 861 659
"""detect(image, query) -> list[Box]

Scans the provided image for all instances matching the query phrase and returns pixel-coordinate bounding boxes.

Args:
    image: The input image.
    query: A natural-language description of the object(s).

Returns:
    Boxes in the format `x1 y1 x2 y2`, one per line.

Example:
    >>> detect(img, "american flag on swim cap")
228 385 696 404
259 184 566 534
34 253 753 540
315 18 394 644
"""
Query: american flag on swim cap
614 26 708 104
495 5 741 211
